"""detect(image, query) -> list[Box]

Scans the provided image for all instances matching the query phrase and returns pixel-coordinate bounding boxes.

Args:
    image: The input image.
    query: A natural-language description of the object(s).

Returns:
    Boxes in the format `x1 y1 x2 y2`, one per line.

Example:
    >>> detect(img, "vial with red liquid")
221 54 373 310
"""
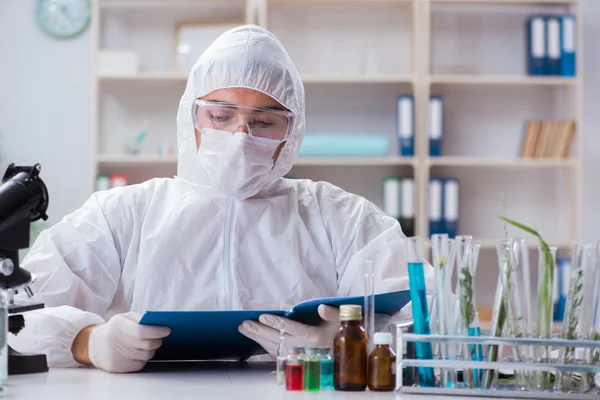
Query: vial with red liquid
285 346 304 391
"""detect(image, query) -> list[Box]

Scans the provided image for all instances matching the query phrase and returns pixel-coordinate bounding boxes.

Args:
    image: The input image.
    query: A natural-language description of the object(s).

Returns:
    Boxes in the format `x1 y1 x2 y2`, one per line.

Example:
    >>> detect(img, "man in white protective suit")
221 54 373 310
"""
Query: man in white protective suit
9 24 433 373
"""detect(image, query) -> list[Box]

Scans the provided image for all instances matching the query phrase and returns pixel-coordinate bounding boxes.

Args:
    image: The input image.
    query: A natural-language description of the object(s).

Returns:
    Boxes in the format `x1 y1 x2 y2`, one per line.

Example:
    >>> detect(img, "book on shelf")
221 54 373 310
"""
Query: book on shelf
519 120 575 159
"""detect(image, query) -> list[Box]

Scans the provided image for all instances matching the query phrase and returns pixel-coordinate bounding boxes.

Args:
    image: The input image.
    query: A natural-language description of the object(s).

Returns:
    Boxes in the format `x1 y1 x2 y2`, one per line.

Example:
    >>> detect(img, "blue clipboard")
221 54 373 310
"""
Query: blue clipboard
140 289 411 361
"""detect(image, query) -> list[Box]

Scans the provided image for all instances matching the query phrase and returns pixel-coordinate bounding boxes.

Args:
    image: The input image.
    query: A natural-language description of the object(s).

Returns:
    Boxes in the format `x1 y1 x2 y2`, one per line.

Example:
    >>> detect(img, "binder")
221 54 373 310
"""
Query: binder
397 95 414 156
546 16 561 75
140 289 411 361
95 175 110 191
560 15 576 77
553 258 570 322
429 96 443 157
428 178 443 237
526 16 546 75
382 177 401 221
400 178 415 237
443 178 459 238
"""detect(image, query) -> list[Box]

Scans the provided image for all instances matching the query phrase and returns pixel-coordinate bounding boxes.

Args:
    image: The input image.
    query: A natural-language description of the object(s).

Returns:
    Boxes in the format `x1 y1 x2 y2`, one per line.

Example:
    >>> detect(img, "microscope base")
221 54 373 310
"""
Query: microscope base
8 347 48 375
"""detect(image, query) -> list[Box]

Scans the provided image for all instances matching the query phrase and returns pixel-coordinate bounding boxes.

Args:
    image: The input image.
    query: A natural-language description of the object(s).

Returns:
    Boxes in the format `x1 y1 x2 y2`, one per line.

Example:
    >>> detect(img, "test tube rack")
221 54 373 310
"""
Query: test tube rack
395 331 600 400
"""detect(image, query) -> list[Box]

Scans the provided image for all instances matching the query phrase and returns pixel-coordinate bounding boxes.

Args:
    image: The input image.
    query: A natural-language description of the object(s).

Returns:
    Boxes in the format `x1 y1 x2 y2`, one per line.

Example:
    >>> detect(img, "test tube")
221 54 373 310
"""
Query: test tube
556 243 593 392
496 239 528 390
459 242 480 389
535 246 557 391
404 236 435 387
364 260 375 354
468 312 484 387
483 267 507 389
431 234 451 387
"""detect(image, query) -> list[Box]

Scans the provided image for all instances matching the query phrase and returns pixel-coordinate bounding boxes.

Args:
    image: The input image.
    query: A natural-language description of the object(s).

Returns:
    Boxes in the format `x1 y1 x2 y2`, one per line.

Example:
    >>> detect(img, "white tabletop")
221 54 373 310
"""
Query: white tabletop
3 362 507 400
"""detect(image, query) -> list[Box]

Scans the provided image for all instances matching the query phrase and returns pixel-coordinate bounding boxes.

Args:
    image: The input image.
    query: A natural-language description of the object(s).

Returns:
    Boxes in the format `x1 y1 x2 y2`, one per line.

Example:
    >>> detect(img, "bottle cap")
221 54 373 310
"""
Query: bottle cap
339 305 362 321
305 346 319 355
374 332 393 345
316 346 331 356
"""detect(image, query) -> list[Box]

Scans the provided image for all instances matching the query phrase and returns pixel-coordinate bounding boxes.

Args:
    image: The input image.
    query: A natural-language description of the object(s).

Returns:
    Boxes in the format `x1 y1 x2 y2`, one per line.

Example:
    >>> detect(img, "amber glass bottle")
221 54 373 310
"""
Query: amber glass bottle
368 332 396 391
333 305 367 391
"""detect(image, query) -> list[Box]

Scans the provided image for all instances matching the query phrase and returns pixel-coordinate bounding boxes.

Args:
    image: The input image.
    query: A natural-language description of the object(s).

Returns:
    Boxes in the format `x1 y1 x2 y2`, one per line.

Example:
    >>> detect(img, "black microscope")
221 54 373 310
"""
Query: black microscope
0 163 50 375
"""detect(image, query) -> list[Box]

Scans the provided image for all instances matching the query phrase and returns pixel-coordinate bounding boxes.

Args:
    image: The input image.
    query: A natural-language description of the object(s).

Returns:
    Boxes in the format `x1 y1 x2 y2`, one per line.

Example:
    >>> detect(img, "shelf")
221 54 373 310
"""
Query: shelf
428 157 577 168
430 0 577 4
97 155 178 165
429 75 579 86
99 0 247 6
302 74 413 84
97 73 188 82
269 0 411 3
294 157 415 166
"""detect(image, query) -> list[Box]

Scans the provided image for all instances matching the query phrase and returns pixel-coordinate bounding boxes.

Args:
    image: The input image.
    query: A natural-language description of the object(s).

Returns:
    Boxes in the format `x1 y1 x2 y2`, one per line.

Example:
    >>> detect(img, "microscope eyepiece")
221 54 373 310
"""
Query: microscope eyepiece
0 163 49 229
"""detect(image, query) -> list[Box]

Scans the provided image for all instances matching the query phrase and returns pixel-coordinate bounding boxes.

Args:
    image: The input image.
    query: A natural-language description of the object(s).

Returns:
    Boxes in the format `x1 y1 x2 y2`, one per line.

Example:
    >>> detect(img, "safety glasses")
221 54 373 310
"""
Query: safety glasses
192 99 294 142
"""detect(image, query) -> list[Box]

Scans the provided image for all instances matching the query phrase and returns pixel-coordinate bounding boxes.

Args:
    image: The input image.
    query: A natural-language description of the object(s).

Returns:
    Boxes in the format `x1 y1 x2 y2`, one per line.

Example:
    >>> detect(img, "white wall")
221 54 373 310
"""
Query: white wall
581 0 600 243
0 0 598 240
0 0 93 228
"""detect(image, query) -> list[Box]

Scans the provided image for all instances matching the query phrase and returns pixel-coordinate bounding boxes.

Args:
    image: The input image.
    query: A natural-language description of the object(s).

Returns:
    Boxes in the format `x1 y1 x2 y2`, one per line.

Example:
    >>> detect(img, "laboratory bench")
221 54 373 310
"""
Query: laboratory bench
5 361 524 400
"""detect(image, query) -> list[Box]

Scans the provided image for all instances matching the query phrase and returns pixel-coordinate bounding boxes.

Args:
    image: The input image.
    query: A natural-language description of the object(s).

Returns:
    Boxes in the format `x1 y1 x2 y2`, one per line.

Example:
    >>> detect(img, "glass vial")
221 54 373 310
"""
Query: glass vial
285 346 303 391
334 304 367 391
302 347 320 392
368 332 396 391
317 347 334 390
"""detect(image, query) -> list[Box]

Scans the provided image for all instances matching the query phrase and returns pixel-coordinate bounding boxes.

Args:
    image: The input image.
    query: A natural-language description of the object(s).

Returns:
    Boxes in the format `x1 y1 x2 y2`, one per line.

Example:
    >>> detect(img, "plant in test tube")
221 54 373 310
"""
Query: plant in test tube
499 216 555 391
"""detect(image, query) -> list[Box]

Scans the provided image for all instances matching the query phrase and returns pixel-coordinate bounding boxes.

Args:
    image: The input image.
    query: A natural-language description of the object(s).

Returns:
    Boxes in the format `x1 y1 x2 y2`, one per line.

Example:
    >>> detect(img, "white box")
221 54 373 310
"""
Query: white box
98 50 139 75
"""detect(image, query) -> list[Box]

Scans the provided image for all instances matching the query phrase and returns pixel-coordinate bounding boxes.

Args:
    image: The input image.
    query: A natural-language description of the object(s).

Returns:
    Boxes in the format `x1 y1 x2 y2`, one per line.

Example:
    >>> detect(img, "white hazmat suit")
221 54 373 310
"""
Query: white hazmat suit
9 24 432 370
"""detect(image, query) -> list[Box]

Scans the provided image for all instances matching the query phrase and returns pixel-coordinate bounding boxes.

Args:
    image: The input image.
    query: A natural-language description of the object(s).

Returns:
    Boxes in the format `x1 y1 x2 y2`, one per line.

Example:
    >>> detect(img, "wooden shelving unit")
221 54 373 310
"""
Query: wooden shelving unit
91 0 583 256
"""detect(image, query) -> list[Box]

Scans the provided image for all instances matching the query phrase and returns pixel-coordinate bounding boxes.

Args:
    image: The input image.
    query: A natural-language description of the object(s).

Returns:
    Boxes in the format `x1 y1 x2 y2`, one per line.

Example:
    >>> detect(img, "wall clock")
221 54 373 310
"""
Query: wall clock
35 0 91 39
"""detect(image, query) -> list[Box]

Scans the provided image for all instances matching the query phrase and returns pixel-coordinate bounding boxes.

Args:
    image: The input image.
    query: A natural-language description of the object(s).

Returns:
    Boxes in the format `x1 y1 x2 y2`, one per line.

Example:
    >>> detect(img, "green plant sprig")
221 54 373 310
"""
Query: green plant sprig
498 217 554 339
459 266 474 328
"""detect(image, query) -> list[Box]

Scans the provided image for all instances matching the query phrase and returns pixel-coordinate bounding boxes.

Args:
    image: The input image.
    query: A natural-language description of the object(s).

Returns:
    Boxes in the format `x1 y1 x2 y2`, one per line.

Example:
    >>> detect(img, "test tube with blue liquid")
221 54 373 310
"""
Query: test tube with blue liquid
468 312 484 387
404 236 435 387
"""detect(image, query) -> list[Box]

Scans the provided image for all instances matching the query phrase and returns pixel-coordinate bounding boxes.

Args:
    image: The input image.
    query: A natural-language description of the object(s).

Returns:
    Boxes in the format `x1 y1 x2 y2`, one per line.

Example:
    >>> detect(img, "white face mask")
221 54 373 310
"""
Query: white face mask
197 128 281 200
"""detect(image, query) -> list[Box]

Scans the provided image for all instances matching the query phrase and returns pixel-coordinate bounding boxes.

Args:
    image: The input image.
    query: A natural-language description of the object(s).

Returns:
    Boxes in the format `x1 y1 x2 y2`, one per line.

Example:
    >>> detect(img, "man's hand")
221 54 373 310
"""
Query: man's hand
238 305 340 355
75 312 170 373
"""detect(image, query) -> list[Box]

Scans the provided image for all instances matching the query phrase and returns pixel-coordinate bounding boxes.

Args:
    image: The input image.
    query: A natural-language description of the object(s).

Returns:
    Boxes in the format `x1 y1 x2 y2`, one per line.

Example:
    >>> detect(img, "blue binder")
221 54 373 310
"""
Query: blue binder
443 178 459 238
397 95 414 156
560 15 576 77
546 16 561 75
429 96 443 157
140 289 411 362
526 16 546 75
428 178 443 237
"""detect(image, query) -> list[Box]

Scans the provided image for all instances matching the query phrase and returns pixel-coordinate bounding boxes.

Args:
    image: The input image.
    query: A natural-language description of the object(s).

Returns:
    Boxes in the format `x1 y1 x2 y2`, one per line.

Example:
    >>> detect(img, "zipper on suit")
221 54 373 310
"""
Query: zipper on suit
223 199 234 310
